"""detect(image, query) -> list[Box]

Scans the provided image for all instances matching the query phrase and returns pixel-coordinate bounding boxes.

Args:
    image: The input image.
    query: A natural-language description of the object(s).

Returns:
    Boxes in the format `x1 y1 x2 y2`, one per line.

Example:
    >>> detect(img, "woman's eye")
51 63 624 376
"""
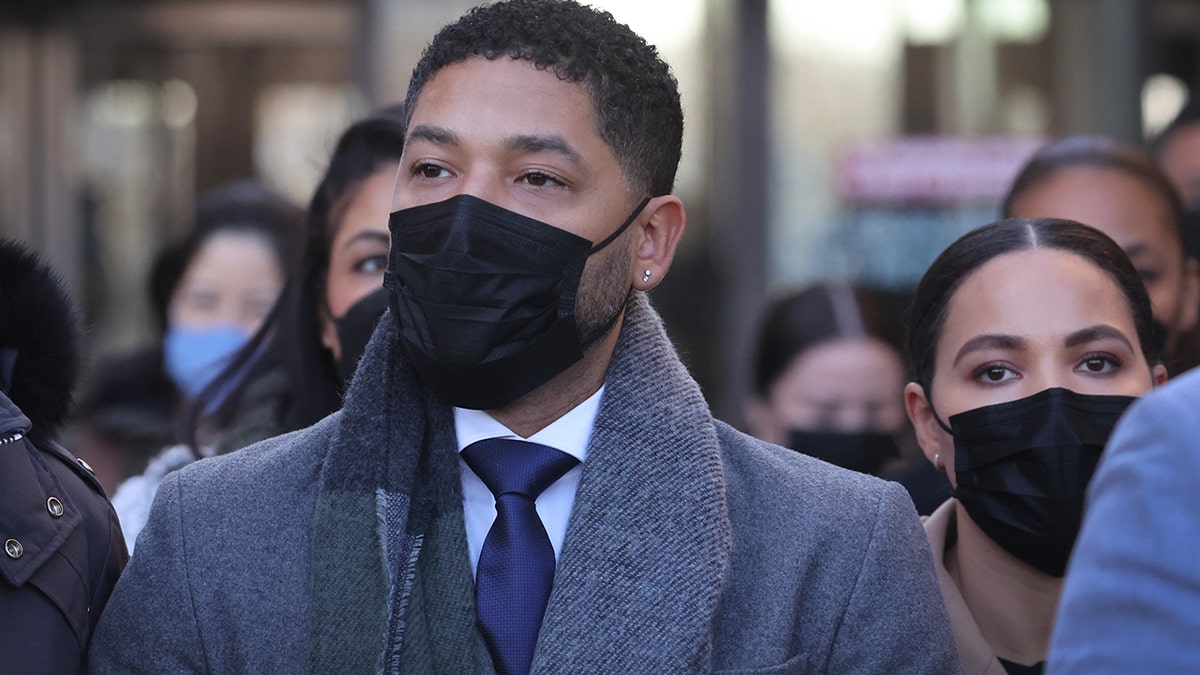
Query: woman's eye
974 365 1015 383
355 255 388 275
180 288 220 312
1079 355 1119 374
246 301 274 323
1137 268 1161 285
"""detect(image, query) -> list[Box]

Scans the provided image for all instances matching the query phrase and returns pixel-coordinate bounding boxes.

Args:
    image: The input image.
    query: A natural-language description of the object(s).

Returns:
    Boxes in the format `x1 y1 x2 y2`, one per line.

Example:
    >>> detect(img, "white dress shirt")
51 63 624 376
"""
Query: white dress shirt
454 385 603 576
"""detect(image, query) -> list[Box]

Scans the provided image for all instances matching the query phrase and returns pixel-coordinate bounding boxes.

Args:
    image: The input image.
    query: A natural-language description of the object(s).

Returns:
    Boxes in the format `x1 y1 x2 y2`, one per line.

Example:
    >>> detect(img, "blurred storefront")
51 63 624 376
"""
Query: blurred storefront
2 0 1199 421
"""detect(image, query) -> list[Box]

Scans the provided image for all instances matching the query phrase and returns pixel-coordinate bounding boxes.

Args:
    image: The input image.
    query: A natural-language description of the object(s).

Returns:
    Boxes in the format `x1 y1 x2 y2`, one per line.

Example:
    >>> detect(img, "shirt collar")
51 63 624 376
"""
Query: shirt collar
453 385 605 463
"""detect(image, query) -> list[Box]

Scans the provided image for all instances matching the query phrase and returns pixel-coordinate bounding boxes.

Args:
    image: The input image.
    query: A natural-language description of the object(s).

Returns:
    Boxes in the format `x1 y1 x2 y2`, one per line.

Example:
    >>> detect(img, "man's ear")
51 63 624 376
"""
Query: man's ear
630 195 686 291
905 381 951 475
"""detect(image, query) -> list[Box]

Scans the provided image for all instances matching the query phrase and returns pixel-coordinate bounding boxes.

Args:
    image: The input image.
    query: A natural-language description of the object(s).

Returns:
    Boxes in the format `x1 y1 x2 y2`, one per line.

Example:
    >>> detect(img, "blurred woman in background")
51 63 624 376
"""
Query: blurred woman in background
70 181 303 491
746 283 908 476
112 106 405 551
745 282 954 514
905 218 1164 674
1003 135 1200 375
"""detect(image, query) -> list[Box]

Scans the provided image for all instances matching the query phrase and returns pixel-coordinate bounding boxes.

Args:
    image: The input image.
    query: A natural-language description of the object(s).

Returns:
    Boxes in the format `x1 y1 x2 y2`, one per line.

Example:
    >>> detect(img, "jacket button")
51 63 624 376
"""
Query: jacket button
4 539 22 559
47 497 64 518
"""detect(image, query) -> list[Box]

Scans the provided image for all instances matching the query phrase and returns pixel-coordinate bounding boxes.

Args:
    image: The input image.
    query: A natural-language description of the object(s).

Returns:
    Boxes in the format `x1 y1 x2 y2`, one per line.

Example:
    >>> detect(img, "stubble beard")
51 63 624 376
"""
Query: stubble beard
576 235 633 351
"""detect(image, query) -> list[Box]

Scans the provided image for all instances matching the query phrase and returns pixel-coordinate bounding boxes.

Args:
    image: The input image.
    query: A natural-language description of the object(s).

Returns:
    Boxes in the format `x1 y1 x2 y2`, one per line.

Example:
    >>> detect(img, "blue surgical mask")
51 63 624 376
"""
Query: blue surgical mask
163 325 250 400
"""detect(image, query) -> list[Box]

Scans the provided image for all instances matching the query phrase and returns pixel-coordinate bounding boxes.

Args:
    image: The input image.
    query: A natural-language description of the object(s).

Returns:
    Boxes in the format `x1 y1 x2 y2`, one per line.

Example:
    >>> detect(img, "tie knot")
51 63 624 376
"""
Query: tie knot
461 438 580 500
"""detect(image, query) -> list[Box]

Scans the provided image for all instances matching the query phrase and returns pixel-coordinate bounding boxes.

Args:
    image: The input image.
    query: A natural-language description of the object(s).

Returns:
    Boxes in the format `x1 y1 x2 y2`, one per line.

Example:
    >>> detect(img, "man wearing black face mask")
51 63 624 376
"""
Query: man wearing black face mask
88 2 959 673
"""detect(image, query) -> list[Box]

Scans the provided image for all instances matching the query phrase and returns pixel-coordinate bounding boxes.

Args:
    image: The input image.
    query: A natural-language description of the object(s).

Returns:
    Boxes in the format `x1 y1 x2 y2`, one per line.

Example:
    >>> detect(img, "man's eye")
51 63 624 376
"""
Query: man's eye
519 171 561 187
415 164 448 179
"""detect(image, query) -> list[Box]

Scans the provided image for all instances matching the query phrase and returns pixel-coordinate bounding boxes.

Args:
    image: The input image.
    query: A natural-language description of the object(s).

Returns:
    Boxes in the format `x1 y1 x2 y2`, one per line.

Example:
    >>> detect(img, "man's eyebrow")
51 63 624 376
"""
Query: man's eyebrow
953 334 1026 367
1064 324 1135 351
407 125 458 146
507 134 584 167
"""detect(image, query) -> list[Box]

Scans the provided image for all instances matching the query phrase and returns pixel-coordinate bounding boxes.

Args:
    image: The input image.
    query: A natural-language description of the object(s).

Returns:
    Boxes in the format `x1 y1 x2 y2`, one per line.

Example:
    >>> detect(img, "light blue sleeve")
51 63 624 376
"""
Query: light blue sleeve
1047 370 1200 674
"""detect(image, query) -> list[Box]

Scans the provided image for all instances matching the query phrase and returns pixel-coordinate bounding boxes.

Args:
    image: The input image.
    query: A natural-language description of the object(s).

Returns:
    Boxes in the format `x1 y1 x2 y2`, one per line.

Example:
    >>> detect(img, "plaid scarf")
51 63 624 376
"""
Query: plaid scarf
308 293 733 673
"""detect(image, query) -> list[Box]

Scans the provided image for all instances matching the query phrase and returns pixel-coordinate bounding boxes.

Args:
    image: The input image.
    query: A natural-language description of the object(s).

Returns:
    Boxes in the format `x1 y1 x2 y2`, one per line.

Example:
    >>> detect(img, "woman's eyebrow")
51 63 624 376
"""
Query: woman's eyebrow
340 231 390 249
1064 324 1134 351
953 334 1025 367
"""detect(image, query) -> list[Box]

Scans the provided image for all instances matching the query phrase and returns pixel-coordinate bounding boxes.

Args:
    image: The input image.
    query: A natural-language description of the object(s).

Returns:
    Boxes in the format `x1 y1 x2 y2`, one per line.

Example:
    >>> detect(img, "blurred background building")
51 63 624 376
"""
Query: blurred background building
2 0 1199 423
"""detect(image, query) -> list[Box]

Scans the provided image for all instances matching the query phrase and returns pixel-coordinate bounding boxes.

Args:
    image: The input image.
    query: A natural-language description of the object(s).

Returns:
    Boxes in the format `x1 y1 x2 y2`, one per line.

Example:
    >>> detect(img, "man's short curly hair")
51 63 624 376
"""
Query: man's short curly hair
403 0 683 198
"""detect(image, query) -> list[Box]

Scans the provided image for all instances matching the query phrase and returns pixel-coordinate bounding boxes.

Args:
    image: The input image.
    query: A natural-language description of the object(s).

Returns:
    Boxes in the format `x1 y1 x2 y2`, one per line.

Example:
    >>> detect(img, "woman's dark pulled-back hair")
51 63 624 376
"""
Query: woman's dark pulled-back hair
1000 135 1186 253
752 283 897 398
906 218 1158 395
403 0 683 198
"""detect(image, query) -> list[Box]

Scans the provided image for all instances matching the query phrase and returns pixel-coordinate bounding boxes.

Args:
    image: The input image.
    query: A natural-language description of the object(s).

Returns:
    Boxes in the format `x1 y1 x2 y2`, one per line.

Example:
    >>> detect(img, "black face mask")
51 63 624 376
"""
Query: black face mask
384 193 649 410
786 429 898 475
939 387 1135 577
333 287 389 386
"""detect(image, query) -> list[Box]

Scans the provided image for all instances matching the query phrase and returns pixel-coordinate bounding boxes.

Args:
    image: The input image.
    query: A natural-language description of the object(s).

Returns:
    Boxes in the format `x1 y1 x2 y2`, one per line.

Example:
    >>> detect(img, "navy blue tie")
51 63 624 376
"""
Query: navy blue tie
461 438 580 675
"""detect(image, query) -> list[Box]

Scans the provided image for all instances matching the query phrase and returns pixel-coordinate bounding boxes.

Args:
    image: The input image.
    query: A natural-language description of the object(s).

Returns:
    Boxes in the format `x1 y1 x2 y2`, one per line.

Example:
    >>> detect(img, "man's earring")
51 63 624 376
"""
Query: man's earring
934 453 943 469
642 269 652 283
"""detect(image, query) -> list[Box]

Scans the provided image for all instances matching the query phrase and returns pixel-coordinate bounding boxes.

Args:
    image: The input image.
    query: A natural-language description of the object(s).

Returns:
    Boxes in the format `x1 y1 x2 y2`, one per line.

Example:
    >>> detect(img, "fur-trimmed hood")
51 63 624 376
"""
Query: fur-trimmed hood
0 239 81 443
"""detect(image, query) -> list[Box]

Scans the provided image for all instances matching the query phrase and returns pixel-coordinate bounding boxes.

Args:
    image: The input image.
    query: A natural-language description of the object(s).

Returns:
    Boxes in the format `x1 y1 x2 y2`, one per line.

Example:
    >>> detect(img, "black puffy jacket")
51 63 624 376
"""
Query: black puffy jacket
0 239 127 673
0 392 127 673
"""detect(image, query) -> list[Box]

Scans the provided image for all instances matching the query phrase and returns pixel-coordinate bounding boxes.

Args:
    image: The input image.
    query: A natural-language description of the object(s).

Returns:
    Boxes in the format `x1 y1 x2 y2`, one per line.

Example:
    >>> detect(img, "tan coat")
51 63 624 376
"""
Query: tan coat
924 499 1010 675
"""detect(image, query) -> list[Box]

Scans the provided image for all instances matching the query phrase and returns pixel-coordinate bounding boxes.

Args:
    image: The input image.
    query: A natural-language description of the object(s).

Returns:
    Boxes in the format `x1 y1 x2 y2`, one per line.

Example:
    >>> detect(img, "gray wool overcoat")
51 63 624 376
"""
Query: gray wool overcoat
89 295 962 674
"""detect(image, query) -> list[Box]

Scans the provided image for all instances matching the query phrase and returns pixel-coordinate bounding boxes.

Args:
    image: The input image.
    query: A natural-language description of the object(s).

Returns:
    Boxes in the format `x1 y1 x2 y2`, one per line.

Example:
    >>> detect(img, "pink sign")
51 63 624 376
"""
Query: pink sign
838 136 1045 205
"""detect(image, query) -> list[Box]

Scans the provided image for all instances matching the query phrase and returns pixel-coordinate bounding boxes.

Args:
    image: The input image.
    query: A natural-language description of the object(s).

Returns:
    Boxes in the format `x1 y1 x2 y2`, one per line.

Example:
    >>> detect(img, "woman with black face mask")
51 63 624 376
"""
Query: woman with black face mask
904 218 1166 675
111 106 405 552
744 284 952 505
746 283 956 515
